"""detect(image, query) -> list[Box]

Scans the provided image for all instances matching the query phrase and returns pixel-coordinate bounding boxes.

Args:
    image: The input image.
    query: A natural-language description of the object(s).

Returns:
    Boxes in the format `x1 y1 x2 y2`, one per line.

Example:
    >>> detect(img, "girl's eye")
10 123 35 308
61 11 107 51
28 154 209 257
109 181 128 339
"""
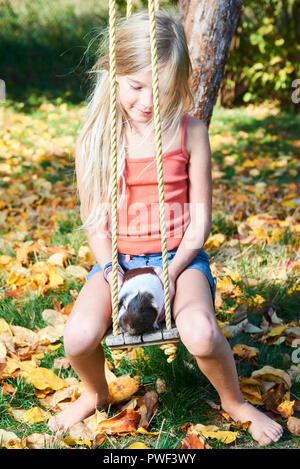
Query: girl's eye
130 85 141 90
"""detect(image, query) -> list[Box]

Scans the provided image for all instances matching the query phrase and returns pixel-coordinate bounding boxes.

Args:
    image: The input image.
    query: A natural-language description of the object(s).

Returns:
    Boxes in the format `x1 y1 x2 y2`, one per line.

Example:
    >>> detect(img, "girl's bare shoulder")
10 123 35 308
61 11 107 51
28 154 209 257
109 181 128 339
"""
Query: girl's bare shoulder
185 115 208 155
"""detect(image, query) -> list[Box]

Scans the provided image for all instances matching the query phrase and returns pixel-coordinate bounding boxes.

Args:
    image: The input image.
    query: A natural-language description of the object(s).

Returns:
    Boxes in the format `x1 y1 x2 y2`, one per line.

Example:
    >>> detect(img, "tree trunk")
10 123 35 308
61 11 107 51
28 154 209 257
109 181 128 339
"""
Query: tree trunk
178 0 243 127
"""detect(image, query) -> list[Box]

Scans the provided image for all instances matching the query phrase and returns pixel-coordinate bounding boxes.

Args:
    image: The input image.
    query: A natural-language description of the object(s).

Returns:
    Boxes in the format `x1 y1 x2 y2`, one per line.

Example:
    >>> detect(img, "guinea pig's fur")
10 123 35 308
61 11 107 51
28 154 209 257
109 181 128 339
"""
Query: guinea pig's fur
118 266 165 335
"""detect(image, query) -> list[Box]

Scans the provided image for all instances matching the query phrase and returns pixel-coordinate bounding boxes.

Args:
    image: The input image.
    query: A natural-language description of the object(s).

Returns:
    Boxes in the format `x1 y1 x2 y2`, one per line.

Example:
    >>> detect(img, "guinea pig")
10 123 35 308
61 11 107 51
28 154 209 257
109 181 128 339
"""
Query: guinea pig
118 266 165 335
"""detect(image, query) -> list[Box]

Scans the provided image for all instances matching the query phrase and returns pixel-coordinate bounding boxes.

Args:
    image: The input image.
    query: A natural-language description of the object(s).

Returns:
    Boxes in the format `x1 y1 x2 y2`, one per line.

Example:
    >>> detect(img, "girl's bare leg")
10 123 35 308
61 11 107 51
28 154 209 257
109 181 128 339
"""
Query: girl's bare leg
48 271 112 432
173 268 283 446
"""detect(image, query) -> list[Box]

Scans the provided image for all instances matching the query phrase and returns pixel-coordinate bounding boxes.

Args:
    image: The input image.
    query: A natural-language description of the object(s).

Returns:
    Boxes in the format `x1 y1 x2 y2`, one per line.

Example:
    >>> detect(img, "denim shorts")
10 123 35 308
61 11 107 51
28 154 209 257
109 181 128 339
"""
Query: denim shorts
86 247 217 308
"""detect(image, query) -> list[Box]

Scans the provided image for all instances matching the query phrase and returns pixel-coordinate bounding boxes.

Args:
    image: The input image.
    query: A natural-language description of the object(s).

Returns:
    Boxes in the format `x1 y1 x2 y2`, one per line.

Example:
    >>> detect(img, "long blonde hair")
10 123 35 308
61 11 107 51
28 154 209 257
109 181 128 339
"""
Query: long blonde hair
76 9 194 236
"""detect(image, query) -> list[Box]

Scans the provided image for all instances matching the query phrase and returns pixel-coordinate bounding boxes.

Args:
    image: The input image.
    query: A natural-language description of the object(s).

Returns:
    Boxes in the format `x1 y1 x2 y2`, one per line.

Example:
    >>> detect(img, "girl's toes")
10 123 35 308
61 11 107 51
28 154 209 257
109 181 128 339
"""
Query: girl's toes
259 435 272 446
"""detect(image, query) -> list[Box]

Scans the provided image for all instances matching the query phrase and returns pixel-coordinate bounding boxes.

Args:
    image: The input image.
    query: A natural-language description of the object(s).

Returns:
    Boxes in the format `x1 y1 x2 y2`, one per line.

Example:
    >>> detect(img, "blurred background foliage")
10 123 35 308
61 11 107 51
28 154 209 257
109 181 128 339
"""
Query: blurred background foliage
0 0 299 112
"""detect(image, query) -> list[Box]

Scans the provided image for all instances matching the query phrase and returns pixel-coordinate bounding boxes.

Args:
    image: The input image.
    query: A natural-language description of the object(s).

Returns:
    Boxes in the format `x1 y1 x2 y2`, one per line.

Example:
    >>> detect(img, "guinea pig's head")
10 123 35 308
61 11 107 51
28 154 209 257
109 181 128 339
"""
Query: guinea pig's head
118 291 158 335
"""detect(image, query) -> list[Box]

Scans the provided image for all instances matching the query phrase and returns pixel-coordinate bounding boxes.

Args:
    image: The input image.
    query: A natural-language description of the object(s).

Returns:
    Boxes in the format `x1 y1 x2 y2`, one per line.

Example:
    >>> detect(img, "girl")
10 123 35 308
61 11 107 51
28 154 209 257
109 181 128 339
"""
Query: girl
49 9 283 446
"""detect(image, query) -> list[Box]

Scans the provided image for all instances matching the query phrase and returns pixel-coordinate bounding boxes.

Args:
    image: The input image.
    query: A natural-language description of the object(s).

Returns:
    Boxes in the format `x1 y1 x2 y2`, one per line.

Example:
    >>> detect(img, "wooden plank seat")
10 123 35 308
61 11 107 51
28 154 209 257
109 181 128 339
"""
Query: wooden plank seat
105 321 180 350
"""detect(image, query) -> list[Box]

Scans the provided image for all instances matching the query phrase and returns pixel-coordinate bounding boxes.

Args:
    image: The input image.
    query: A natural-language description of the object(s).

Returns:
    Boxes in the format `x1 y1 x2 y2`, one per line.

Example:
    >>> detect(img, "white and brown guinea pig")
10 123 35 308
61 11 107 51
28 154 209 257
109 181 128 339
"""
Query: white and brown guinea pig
118 266 165 335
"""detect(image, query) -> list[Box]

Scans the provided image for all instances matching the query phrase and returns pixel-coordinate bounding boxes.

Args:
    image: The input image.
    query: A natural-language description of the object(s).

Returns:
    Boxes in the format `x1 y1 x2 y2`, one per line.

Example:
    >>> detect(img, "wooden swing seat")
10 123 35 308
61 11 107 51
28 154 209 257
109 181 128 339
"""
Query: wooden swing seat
105 320 180 349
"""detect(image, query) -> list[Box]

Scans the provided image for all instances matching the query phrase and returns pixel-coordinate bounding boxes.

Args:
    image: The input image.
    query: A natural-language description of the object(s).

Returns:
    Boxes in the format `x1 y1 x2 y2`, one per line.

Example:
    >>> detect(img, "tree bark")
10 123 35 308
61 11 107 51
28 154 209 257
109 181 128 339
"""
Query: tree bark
178 0 243 127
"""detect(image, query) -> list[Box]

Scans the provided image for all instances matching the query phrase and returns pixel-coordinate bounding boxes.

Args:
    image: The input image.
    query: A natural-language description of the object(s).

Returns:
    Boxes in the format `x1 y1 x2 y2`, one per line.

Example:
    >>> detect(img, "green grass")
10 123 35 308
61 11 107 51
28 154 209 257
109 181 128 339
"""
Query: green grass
0 101 299 448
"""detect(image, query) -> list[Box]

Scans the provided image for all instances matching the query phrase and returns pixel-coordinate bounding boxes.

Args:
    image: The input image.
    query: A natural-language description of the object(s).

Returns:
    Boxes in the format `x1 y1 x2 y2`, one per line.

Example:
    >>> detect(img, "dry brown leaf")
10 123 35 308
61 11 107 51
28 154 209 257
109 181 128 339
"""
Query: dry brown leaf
25 432 66 449
10 325 39 348
239 377 264 405
96 409 141 434
181 433 206 449
84 409 108 435
232 343 259 360
287 416 300 436
138 390 158 429
1 381 16 395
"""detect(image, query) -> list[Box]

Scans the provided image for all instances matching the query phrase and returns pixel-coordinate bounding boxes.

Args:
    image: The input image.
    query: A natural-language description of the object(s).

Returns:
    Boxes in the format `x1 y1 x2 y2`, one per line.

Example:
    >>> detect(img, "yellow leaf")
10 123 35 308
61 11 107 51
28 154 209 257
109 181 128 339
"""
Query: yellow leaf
136 427 160 435
26 367 68 392
108 375 139 405
127 442 150 449
0 318 13 336
204 233 226 249
64 436 92 447
200 430 238 444
277 400 295 418
264 325 289 338
0 255 13 265
47 343 62 352
65 265 88 280
9 406 52 424
48 267 65 288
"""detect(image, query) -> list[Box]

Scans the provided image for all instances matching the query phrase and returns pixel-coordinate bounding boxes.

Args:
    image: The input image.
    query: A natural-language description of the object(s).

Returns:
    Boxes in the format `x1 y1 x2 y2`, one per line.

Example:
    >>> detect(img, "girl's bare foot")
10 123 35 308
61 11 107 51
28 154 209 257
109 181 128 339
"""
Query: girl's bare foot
222 401 283 446
48 389 108 433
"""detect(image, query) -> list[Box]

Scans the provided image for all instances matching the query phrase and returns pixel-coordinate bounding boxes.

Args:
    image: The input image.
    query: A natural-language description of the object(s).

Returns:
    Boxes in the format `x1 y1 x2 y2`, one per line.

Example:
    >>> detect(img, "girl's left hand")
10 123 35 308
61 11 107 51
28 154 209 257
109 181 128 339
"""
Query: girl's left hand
156 267 176 306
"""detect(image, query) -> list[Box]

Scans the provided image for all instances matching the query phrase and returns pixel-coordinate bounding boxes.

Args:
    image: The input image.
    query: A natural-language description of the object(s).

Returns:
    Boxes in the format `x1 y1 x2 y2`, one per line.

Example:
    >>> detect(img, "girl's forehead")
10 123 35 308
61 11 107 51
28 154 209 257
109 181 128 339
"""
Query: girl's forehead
124 66 169 86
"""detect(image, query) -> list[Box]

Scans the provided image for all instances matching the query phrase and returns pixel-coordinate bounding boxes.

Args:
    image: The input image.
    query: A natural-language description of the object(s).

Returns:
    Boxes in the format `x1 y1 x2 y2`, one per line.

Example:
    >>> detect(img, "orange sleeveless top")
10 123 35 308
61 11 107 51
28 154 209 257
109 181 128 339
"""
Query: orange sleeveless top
108 113 191 255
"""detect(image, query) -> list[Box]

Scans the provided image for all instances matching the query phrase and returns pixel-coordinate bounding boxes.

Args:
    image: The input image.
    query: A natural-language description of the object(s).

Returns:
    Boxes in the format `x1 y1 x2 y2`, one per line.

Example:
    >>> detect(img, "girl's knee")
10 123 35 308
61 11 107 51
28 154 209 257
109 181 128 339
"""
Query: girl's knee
178 315 222 357
63 314 104 357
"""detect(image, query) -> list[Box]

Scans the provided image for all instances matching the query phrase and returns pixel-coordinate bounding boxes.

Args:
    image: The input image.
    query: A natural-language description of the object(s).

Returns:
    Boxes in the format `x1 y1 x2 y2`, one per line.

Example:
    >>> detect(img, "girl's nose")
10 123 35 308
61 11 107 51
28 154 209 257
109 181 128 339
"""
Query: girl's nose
140 90 153 109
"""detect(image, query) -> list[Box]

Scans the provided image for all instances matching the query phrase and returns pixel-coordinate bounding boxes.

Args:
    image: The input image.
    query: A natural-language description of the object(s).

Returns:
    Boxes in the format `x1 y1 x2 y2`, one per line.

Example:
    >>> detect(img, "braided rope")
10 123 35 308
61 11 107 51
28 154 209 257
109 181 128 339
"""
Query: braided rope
108 0 119 336
148 0 171 330
126 0 132 18
109 0 172 338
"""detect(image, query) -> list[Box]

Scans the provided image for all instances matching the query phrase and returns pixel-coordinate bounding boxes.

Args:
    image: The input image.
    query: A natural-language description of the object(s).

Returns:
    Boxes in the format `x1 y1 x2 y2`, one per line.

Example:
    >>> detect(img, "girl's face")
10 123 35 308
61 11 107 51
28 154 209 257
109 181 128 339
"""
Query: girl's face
117 70 163 123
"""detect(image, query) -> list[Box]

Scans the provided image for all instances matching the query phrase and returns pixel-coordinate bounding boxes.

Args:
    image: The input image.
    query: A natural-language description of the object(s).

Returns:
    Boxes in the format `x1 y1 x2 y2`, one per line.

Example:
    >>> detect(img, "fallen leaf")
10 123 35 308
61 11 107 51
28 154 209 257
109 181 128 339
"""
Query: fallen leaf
138 390 158 429
262 382 286 413
287 416 300 436
26 367 68 394
277 399 295 418
239 377 263 405
230 421 251 430
96 409 141 434
200 430 238 444
127 442 151 449
155 377 167 394
0 429 22 447
232 343 259 360
25 432 66 449
181 433 205 449
107 375 139 405
251 366 292 390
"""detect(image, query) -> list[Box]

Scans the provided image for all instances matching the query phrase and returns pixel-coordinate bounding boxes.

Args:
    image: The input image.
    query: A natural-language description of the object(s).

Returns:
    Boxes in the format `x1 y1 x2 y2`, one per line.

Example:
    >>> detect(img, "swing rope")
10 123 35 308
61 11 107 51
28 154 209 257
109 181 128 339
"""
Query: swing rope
108 0 177 362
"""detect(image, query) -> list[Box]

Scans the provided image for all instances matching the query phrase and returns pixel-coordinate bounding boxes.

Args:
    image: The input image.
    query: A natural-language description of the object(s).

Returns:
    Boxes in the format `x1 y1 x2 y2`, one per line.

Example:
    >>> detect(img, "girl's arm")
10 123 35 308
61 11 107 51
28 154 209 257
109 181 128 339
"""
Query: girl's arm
168 117 213 283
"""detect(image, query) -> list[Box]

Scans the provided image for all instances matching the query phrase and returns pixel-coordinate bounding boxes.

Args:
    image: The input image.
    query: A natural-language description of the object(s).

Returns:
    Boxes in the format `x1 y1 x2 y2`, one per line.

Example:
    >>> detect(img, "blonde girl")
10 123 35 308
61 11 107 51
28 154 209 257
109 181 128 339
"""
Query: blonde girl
49 9 283 446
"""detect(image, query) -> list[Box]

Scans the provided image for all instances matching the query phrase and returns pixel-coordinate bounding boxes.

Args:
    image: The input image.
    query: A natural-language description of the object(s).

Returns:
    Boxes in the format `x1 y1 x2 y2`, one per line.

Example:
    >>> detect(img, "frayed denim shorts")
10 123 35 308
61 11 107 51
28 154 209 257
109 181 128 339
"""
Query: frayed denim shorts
86 247 217 308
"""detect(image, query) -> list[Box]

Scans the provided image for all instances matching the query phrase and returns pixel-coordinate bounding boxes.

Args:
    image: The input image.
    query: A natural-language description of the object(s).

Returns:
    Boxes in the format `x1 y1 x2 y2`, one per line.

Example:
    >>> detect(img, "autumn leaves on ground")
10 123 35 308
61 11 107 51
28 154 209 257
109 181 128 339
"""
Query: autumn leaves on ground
0 100 299 449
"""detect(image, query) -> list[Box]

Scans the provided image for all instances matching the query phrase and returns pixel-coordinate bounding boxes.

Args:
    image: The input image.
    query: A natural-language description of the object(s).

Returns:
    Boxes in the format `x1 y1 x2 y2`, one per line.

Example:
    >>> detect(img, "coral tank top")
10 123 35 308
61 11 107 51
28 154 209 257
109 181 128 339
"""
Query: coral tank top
108 113 191 255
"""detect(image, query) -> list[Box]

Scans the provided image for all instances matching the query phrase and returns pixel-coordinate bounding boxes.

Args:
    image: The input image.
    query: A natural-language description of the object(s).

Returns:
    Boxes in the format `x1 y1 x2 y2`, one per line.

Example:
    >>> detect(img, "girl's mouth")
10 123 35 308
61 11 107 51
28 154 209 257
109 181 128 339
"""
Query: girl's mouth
136 108 151 116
